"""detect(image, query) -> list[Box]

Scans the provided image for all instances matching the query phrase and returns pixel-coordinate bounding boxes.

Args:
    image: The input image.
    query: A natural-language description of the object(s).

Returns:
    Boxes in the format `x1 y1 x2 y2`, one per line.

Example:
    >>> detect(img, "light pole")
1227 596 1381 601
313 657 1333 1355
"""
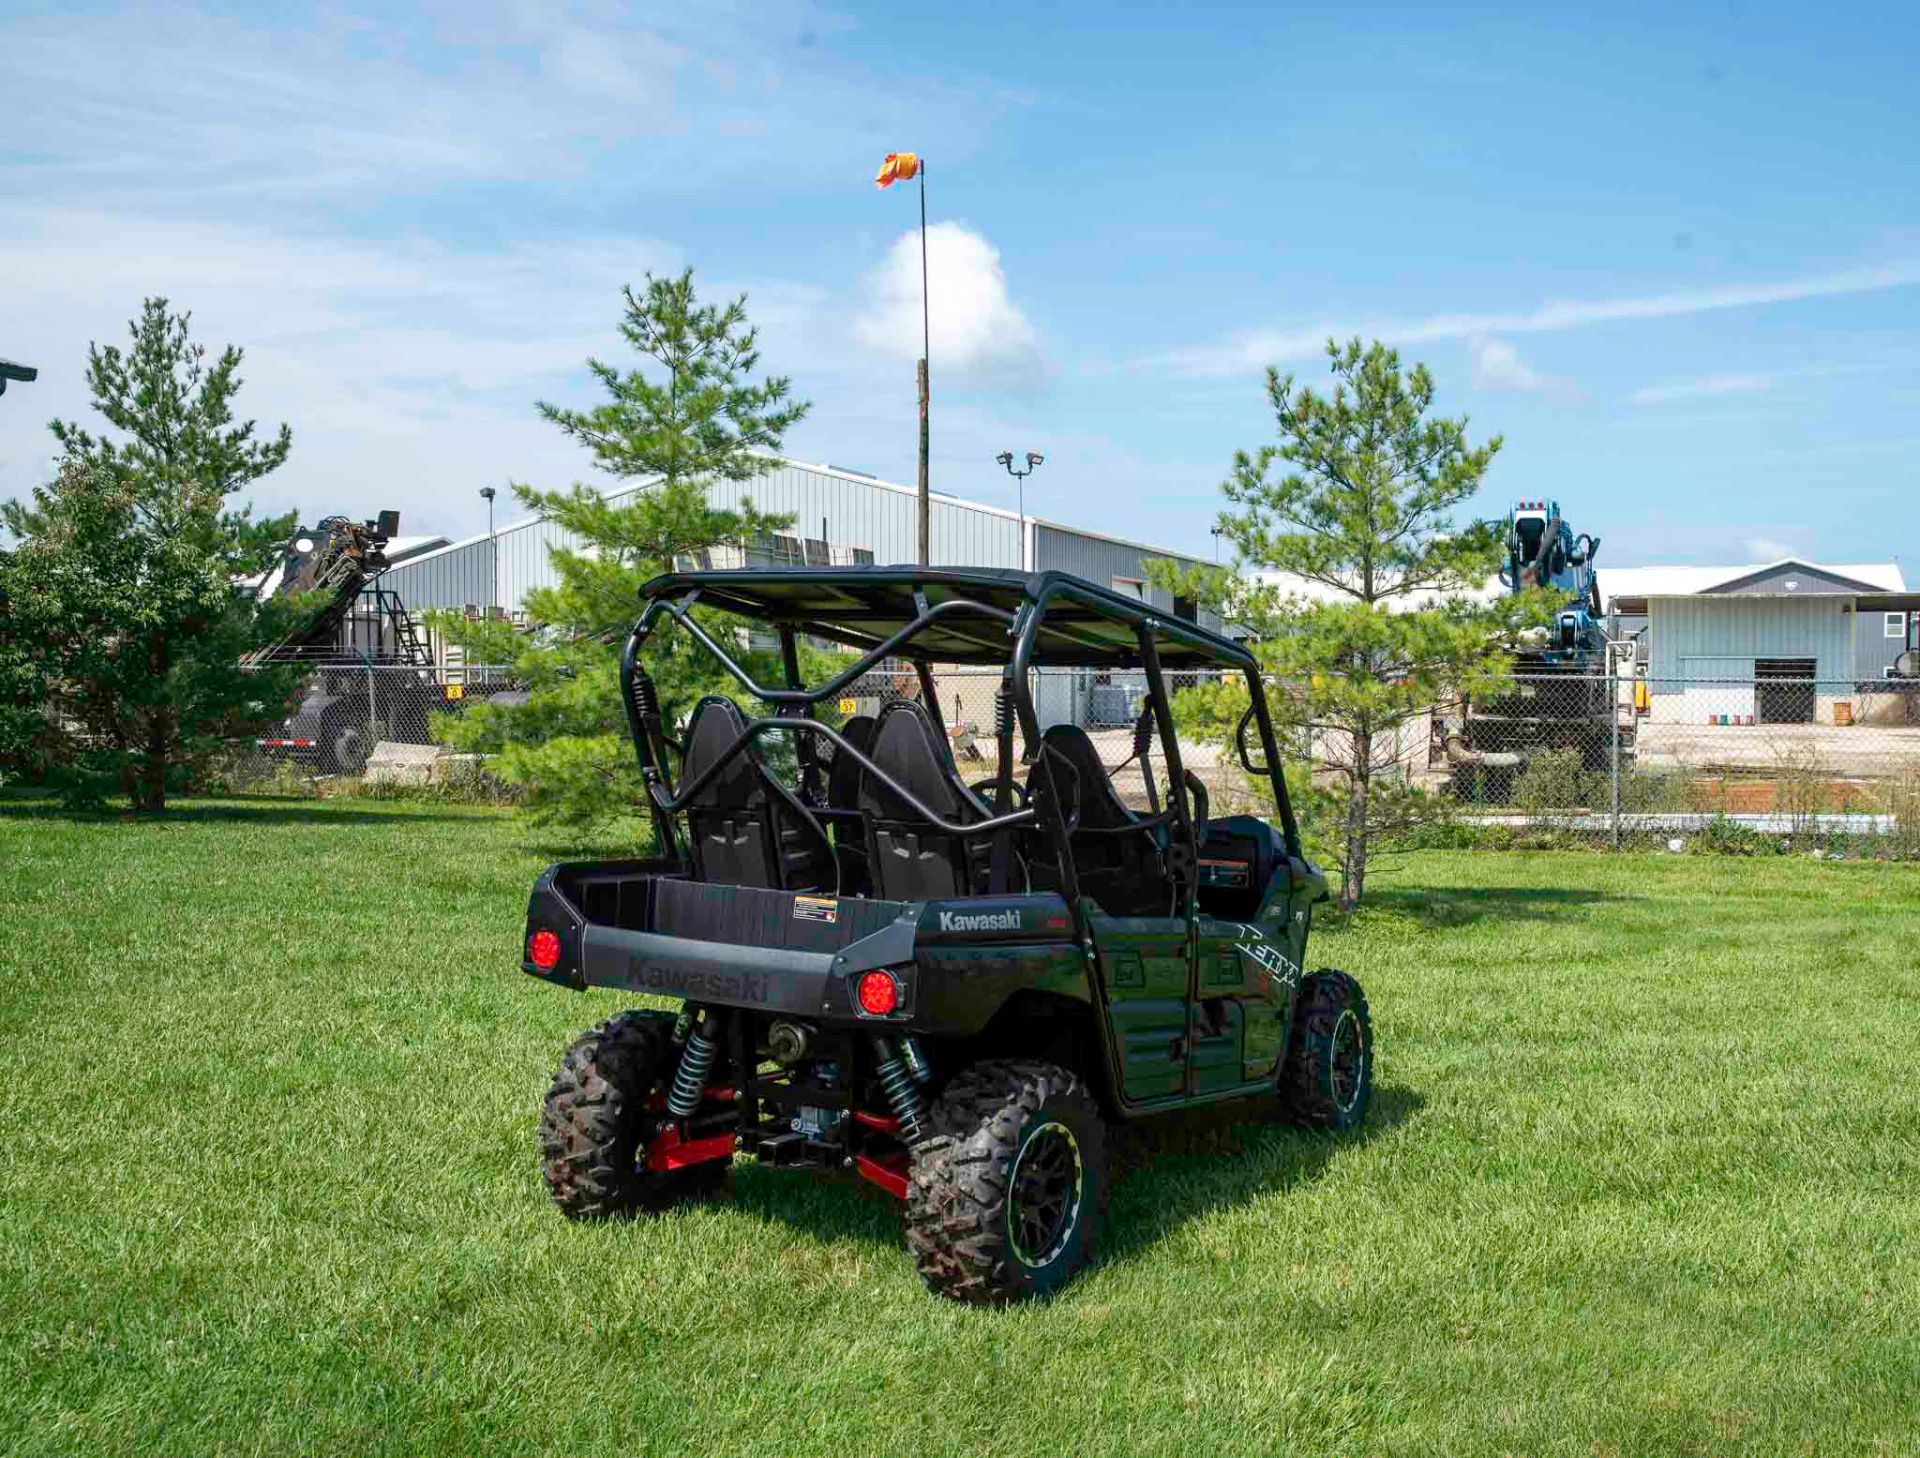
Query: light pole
479 486 497 618
996 451 1044 570
1211 526 1223 562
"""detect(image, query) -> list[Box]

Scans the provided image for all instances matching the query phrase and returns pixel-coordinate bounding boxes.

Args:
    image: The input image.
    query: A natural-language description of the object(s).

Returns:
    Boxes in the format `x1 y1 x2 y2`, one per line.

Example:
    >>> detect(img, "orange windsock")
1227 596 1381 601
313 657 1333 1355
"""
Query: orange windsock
875 152 920 188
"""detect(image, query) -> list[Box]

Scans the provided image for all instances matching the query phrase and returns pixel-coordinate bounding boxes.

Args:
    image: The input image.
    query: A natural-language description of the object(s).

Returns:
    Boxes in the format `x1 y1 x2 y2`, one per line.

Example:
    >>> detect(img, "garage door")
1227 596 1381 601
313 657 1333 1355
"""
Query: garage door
1755 658 1816 724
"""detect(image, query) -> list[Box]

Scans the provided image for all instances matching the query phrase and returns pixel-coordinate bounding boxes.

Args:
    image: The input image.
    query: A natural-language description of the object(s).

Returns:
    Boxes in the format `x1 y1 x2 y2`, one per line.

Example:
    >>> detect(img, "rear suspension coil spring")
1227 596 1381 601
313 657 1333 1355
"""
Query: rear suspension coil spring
666 1011 718 1118
873 1036 927 1143
993 681 1014 739
628 669 662 728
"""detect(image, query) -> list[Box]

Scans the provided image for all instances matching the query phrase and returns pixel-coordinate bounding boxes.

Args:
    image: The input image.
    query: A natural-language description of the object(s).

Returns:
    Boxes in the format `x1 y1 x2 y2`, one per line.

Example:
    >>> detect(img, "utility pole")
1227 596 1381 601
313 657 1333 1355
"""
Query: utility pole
996 450 1045 570
916 161 931 566
876 151 930 564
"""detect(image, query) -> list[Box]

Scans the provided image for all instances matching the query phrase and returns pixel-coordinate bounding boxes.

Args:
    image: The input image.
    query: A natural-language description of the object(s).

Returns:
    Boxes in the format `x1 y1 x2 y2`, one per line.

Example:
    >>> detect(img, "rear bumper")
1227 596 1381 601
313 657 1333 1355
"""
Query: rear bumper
573 913 920 1019
522 863 1084 1033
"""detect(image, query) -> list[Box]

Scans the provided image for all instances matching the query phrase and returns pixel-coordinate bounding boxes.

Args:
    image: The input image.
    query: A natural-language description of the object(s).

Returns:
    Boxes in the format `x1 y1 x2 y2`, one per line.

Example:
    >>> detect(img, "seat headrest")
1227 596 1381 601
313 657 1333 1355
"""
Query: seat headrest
681 696 758 807
826 714 878 808
1040 723 1133 829
862 700 964 821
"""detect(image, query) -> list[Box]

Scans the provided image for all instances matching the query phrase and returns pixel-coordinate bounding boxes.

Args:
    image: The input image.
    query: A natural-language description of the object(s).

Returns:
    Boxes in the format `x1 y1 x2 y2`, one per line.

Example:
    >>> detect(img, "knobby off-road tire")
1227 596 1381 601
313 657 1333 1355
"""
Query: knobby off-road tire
906 1060 1108 1304
1278 969 1373 1132
539 1010 728 1220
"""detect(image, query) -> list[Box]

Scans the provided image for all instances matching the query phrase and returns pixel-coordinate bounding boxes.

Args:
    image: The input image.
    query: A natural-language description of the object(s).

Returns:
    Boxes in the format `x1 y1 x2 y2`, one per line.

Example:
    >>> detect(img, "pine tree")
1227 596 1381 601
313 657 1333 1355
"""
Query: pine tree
432 270 810 824
1156 339 1545 910
0 300 300 810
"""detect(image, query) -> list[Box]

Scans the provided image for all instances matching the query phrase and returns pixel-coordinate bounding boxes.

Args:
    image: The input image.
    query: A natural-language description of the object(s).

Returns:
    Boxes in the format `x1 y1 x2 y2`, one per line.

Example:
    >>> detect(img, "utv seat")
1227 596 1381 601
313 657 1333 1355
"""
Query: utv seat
1037 723 1173 917
859 700 993 901
822 714 878 894
679 695 835 893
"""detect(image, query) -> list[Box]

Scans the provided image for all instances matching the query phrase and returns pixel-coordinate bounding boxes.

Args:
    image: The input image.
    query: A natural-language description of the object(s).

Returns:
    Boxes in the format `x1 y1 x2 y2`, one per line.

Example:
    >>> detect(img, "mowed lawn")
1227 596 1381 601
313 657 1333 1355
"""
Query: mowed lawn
2 798 1917 1458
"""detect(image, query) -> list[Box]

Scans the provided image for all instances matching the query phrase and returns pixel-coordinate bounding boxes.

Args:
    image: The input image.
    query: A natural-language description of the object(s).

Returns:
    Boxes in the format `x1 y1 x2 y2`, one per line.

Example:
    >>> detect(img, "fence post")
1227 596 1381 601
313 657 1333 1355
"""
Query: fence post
1609 654 1622 850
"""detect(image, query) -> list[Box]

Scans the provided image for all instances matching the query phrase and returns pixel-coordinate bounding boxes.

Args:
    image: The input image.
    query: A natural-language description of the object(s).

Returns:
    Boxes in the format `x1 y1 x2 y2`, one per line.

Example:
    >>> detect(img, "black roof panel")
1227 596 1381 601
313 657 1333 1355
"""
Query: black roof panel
637 565 1252 670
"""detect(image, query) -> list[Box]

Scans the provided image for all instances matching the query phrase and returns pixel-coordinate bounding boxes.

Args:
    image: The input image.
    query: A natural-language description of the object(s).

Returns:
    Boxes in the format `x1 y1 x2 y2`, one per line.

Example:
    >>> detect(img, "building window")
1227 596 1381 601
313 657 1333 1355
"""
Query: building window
1110 576 1145 600
1886 611 1907 639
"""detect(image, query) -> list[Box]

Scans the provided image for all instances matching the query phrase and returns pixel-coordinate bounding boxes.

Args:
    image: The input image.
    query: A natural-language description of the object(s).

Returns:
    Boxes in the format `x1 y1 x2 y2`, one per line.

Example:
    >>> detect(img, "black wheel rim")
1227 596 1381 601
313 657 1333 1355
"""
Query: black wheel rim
1330 1008 1365 1113
1007 1121 1083 1268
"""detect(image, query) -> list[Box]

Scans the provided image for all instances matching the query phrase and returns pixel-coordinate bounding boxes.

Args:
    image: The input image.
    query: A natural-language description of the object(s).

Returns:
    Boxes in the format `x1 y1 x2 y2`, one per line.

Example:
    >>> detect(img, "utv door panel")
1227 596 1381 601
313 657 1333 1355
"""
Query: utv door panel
1188 998 1246 1094
1086 912 1190 1101
1194 914 1291 1085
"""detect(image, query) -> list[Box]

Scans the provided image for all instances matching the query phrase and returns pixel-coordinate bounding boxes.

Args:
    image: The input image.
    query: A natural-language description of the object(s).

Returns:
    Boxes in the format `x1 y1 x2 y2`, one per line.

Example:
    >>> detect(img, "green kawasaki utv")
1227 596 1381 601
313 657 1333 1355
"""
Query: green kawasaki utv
522 567 1372 1304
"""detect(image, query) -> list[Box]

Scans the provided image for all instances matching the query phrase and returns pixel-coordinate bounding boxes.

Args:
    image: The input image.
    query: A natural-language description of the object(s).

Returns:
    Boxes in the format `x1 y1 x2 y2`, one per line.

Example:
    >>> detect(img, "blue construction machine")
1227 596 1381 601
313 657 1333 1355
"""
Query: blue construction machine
1434 498 1632 794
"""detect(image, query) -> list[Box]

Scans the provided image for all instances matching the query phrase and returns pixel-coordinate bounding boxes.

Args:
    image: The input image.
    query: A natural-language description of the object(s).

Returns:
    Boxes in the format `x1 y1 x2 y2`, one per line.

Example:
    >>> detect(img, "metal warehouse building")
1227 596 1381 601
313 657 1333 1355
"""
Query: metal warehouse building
376 456 1219 729
1602 558 1912 724
381 457 1216 621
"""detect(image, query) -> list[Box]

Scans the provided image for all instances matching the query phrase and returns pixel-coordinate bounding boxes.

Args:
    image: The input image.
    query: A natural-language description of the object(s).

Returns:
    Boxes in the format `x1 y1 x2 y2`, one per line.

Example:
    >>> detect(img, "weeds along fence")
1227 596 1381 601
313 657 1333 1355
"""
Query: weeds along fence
209 660 514 795
1423 671 1920 856
210 660 1920 858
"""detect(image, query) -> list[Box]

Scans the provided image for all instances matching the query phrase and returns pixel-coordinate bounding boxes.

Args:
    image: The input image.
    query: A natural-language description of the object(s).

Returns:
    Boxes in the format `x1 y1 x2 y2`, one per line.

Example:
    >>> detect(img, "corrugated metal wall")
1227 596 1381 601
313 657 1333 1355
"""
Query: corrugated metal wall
374 536 496 614
732 462 1022 569
1647 596 1853 685
376 463 1025 614
1855 607 1908 680
1031 524 1219 631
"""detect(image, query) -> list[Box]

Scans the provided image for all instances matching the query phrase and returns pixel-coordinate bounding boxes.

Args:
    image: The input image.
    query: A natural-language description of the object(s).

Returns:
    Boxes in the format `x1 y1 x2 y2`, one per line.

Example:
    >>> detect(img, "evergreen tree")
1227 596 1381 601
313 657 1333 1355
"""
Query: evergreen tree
432 270 810 824
0 300 300 810
1154 339 1546 909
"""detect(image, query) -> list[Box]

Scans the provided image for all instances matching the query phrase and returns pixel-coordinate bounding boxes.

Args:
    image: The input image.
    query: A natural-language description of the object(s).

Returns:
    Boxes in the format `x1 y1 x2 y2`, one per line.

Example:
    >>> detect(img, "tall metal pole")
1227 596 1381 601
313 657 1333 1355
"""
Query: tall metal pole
917 162 931 567
1609 648 1623 850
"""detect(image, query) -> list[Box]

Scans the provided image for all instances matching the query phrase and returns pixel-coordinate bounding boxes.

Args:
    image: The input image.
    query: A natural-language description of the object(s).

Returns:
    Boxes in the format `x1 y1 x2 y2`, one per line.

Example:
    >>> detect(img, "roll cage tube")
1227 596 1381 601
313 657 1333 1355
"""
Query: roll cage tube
651 714 1037 838
628 590 1021 710
617 587 1046 853
1008 577 1303 859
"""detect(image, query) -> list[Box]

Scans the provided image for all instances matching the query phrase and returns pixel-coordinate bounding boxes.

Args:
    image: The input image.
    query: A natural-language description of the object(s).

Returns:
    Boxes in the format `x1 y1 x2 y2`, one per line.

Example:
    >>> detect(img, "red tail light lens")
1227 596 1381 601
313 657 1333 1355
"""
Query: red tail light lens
528 929 562 970
856 970 900 1016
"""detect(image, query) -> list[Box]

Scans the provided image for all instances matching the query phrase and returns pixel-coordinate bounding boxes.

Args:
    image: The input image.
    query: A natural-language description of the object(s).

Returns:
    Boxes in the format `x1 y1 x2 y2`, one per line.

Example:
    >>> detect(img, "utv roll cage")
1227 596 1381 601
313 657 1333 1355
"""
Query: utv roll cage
618 567 1300 906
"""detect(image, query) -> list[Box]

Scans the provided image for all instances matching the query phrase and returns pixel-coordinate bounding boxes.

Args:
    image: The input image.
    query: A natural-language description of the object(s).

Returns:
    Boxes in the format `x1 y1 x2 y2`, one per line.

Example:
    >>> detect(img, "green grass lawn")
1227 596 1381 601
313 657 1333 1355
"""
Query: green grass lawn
2 796 1917 1457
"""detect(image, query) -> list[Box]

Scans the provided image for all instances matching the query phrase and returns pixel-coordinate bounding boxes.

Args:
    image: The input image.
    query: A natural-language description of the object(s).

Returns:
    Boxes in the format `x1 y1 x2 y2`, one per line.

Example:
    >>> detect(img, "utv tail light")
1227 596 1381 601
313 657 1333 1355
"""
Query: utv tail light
528 929 562 971
856 970 900 1016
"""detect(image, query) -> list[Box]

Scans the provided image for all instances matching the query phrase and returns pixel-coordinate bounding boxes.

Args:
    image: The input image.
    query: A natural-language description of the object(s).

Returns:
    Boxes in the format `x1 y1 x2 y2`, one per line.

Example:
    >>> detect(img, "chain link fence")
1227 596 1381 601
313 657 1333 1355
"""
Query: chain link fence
210 660 509 791
207 659 1920 858
1422 671 1920 854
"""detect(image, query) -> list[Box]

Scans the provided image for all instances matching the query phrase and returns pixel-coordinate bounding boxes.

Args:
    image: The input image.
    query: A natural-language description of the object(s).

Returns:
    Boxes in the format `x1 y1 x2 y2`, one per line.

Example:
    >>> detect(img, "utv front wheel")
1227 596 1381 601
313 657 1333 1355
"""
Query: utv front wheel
906 1060 1107 1304
539 1010 728 1219
1279 969 1373 1131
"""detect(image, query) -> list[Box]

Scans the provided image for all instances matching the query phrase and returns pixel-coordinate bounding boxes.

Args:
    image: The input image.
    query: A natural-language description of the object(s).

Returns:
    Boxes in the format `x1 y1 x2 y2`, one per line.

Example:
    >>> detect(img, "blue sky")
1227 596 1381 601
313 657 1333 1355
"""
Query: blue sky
2 1 1917 569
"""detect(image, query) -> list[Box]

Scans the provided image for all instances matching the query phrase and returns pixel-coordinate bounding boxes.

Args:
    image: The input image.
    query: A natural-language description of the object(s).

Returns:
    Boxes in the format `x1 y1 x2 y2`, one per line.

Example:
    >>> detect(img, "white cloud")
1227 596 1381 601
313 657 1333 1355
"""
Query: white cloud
1468 337 1553 393
854 224 1043 387
0 210 682 536
1161 259 1920 377
1631 372 1776 405
1743 536 1796 560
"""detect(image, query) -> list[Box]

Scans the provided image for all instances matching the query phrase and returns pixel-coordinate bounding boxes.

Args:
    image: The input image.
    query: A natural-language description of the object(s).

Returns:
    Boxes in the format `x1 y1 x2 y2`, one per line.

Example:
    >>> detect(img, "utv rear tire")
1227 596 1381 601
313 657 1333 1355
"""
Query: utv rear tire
1278 970 1373 1131
907 1060 1106 1304
539 1010 728 1219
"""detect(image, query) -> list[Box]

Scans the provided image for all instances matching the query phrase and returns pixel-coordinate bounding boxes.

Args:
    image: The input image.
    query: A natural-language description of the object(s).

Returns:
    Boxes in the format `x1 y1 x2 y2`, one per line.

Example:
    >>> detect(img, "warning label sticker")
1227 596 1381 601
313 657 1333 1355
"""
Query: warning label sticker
792 895 839 924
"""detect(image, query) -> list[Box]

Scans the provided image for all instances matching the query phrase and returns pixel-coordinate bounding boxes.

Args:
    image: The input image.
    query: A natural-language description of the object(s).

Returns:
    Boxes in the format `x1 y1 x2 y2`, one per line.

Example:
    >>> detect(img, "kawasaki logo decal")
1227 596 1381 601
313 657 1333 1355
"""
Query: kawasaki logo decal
937 909 1021 933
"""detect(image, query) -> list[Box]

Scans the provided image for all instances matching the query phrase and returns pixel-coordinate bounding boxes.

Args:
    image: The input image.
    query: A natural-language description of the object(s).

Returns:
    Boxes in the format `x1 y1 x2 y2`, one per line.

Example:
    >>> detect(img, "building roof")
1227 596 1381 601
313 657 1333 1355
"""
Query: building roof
385 456 1213 575
1601 559 1905 608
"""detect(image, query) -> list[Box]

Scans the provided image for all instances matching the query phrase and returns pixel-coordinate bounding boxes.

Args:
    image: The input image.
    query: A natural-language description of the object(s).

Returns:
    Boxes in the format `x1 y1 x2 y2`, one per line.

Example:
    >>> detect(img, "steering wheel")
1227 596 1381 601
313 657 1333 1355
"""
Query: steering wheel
968 776 1029 807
